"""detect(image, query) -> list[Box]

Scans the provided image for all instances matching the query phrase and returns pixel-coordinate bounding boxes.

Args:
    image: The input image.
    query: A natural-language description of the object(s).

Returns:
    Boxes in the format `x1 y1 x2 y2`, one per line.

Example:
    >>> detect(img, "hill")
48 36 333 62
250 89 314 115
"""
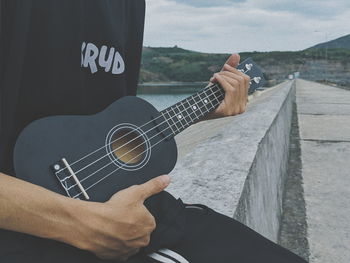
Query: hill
309 34 350 50
140 46 350 86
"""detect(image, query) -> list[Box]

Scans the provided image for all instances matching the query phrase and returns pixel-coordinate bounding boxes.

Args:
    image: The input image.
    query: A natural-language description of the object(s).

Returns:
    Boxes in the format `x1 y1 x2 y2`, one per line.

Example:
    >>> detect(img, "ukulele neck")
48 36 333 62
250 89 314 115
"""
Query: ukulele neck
160 83 224 137
159 57 265 138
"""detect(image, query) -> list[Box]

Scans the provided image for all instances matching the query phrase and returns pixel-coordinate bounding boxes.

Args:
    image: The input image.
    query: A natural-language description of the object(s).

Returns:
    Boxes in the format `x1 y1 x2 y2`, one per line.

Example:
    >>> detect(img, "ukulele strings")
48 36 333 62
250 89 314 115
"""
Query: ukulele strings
56 83 221 175
72 90 224 198
58 83 223 178
74 86 224 178
75 131 174 197
56 69 255 177
57 68 256 177
67 90 225 191
66 87 225 191
71 71 262 197
65 73 258 193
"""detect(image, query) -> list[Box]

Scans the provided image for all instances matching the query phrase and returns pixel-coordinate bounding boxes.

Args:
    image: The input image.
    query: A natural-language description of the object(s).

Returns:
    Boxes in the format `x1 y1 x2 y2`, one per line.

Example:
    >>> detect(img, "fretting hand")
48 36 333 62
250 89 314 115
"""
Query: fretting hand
207 53 250 119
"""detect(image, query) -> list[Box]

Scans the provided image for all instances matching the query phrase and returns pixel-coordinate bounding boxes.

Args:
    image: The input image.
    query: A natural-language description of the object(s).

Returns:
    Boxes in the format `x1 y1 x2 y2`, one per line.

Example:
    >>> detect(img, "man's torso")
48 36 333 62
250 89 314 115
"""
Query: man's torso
0 0 145 259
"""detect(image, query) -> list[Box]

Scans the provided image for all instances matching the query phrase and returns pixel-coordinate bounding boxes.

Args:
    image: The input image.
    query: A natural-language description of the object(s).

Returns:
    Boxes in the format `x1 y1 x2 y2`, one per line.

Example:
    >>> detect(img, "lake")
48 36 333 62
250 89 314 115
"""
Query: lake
137 83 207 111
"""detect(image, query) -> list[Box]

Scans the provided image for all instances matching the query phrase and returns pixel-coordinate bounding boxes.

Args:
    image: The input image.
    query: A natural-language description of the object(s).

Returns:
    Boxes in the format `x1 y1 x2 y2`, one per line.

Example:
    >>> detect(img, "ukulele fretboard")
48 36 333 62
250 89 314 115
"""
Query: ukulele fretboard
160 84 225 137
158 58 265 138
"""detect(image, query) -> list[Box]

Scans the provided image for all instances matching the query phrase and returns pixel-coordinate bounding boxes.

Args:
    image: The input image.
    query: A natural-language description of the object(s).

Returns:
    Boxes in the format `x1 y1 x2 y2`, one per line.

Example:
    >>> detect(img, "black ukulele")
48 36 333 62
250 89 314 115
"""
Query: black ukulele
13 58 265 260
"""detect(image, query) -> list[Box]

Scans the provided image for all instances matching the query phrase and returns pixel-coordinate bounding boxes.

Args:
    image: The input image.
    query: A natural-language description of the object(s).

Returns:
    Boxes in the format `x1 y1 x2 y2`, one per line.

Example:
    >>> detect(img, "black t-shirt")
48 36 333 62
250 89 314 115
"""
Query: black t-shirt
0 0 145 258
0 0 145 176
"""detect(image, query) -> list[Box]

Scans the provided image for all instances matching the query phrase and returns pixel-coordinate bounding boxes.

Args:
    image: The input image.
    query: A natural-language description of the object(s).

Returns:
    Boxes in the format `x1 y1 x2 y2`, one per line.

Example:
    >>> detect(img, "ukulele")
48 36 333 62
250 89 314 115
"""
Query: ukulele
12 58 265 260
14 58 264 201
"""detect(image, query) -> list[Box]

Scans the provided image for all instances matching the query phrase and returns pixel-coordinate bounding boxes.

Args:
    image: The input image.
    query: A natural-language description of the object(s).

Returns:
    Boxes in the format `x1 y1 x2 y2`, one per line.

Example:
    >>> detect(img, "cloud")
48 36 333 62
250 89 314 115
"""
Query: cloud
170 0 350 18
249 0 350 18
144 0 350 53
168 0 246 7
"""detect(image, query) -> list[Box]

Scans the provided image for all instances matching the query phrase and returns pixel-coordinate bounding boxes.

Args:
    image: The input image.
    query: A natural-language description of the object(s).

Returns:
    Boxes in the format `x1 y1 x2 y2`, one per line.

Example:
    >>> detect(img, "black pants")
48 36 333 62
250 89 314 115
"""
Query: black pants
126 191 307 263
0 192 307 263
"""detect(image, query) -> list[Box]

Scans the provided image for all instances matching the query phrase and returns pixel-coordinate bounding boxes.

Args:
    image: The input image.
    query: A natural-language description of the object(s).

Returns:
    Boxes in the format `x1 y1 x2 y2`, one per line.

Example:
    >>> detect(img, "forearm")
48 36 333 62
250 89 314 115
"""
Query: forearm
0 172 79 243
0 172 170 260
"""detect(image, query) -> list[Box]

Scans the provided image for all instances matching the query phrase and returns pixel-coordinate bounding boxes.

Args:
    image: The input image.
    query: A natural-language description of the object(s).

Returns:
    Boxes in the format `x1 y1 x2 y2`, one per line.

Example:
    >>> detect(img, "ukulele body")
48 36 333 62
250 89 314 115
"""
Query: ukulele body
11 96 178 262
14 95 178 202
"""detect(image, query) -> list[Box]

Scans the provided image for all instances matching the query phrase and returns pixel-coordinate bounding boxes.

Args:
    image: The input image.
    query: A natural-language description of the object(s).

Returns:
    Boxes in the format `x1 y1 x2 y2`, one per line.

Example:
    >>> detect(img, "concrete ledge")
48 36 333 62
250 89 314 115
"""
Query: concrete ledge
168 80 295 242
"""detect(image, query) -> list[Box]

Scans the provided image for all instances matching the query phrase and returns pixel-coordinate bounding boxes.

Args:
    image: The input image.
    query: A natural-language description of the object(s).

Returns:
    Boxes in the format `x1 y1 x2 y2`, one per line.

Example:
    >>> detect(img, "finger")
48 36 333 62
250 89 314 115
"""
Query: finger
222 53 240 70
135 175 171 200
220 72 242 104
210 70 242 83
223 64 250 83
215 74 239 116
221 75 241 109
223 63 250 95
221 65 249 105
221 73 248 113
218 71 245 103
219 71 246 86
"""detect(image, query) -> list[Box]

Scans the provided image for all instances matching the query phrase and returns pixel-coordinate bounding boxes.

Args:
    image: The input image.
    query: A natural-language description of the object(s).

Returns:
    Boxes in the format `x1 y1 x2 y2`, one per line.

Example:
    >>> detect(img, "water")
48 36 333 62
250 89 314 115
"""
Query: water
137 83 206 111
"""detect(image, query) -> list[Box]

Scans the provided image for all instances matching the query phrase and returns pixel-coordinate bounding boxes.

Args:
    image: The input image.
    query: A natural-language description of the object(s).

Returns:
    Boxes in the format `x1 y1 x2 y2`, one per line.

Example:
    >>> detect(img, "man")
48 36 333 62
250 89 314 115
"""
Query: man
0 1 307 262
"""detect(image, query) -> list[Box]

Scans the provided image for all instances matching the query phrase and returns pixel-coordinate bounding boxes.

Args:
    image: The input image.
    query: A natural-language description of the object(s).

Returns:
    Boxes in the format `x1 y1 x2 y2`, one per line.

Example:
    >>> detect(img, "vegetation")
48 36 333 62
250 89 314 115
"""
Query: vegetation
140 46 350 84
310 34 350 50
140 35 350 86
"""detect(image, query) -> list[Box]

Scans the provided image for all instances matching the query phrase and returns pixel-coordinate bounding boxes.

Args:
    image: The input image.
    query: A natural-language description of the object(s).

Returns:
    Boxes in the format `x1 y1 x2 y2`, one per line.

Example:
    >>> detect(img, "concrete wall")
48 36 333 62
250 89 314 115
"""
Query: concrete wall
234 81 294 241
168 80 295 242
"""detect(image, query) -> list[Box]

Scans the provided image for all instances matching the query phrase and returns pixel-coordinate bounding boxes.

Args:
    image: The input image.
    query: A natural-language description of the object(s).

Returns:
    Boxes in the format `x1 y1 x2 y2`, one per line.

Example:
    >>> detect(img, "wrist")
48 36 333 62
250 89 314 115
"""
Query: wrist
54 198 104 249
46 196 86 245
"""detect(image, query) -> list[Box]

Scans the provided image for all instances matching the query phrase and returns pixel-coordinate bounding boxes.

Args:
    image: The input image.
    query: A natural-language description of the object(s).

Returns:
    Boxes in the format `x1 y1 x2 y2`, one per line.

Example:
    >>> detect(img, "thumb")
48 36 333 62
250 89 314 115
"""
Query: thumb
222 53 240 71
135 175 171 200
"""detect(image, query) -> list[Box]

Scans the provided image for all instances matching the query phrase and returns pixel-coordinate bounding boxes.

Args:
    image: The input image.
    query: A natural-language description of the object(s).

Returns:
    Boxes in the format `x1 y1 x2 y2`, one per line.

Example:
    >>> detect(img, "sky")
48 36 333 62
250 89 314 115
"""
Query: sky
143 0 350 53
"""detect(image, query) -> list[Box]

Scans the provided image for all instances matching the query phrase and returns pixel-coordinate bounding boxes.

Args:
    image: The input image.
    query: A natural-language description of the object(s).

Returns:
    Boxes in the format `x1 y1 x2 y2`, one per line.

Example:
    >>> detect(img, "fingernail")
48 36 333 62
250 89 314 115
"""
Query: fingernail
159 175 171 186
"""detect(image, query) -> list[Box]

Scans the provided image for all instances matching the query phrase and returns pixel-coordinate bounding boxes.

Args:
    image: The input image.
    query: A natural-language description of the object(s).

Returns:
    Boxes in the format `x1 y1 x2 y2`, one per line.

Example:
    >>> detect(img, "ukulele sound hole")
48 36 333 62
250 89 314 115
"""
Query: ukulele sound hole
111 129 146 164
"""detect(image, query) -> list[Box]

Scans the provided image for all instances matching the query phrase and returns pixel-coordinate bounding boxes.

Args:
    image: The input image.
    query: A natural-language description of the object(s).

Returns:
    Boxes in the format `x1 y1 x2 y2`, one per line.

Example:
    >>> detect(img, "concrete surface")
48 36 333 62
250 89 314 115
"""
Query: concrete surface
296 79 350 263
299 115 350 142
278 102 309 260
168 81 295 242
164 79 350 262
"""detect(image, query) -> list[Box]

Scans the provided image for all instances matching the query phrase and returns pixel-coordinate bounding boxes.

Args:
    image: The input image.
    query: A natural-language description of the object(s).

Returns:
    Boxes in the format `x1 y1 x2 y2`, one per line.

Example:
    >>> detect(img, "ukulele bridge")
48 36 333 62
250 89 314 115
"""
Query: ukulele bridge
51 158 90 200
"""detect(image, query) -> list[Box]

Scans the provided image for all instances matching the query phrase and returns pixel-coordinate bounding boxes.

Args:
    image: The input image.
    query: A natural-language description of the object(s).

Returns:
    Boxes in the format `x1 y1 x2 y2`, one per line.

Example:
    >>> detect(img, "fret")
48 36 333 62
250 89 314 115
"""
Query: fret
204 88 217 111
212 89 222 106
160 86 224 137
161 112 176 135
171 107 183 132
179 101 193 123
164 109 180 134
175 104 189 129
193 95 205 116
217 86 225 98
160 84 226 138
187 96 201 120
185 98 198 121
209 85 224 108
217 89 225 105
198 91 210 113
172 105 186 130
